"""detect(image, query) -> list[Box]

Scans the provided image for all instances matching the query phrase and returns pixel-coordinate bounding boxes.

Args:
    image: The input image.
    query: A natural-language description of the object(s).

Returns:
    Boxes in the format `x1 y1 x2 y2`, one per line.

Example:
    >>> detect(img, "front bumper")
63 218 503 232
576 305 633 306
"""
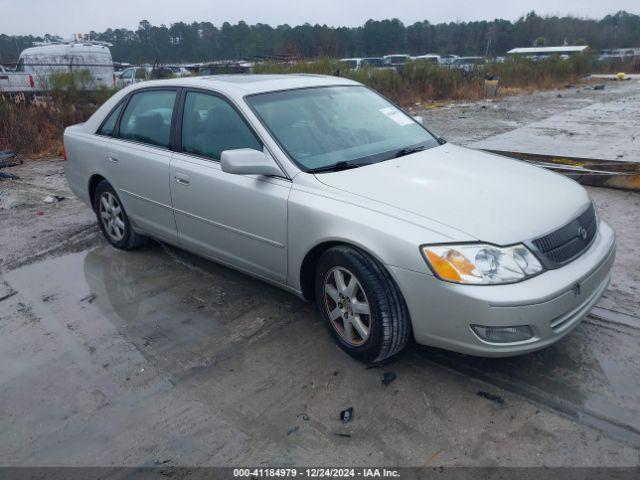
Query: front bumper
390 220 616 357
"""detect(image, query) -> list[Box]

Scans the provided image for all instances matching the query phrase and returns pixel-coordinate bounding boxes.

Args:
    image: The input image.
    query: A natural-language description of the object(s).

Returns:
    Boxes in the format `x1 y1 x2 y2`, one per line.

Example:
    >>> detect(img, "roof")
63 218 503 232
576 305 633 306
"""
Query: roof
20 43 112 57
507 46 589 54
132 74 361 96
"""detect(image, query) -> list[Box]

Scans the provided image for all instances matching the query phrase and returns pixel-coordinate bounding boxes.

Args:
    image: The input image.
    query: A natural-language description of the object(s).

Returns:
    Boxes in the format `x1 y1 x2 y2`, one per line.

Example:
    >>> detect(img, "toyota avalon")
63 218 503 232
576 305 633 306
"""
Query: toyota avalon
64 74 616 362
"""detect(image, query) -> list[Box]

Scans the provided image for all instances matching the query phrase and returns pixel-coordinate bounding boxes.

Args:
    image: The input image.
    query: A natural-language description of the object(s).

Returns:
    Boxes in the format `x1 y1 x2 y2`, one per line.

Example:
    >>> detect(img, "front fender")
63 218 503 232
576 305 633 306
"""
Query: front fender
286 179 471 292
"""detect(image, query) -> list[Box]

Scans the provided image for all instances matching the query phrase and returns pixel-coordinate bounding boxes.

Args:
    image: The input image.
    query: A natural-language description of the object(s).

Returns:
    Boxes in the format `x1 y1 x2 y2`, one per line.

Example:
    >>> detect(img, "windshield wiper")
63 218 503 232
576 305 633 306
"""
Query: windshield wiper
394 145 427 159
308 161 371 173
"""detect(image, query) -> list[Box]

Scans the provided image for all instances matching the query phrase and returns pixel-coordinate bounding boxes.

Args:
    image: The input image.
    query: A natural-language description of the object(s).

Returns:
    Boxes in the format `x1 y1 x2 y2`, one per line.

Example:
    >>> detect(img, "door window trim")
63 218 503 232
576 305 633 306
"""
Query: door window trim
174 87 264 162
95 98 126 137
108 86 181 152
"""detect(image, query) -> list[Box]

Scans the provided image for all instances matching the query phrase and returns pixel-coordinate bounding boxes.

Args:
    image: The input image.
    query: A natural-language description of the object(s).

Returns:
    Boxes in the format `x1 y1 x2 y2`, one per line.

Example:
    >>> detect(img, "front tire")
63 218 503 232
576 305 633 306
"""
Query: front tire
93 180 148 250
314 246 411 363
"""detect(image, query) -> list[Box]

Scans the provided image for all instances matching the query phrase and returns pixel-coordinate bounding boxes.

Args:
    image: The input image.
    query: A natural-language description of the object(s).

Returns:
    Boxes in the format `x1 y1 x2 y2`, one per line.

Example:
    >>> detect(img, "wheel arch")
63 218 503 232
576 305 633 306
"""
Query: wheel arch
298 239 393 302
88 174 107 211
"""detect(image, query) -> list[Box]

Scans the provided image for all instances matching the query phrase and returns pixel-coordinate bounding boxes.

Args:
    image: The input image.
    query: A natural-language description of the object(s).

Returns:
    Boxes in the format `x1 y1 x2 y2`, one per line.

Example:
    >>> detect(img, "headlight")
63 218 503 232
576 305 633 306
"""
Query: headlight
421 243 543 285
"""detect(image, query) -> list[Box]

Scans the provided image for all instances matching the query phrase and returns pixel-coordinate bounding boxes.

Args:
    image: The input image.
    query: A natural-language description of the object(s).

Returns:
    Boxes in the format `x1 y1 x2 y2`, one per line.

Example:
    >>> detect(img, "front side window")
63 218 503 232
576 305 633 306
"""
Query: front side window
120 68 133 79
119 90 177 148
247 86 438 171
181 91 260 160
98 102 124 136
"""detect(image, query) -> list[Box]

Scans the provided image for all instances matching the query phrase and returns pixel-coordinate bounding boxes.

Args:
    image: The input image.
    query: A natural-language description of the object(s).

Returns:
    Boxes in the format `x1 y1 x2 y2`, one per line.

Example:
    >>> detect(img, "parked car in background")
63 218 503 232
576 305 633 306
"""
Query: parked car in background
16 40 115 89
383 54 411 69
170 66 191 77
0 64 35 93
413 54 440 64
439 54 460 66
339 58 361 71
449 56 486 71
64 74 615 363
360 57 384 68
117 67 150 87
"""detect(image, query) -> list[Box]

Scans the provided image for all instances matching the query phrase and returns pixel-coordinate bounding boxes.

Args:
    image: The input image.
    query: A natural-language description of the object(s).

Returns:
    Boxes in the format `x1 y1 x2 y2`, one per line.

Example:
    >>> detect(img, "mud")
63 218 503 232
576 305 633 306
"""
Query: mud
1 81 640 467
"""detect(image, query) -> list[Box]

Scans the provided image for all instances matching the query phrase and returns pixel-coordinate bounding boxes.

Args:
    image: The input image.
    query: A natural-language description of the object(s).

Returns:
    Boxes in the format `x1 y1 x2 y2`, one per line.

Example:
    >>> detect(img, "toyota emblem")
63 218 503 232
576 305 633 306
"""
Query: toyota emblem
577 226 588 240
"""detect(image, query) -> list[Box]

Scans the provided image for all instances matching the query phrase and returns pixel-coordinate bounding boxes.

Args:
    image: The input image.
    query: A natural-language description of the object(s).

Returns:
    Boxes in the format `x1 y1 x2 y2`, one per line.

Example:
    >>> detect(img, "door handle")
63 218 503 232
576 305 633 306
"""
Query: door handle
174 173 190 185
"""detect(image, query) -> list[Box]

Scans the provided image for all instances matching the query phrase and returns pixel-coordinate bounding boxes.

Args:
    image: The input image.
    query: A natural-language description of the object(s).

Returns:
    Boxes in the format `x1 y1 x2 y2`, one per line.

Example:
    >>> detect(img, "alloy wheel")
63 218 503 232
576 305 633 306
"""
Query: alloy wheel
323 267 371 346
99 191 125 242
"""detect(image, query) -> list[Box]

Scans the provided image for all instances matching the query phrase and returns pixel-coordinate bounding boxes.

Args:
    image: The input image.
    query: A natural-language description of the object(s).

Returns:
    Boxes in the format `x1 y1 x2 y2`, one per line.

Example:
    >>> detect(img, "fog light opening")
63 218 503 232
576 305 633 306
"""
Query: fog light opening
471 325 534 343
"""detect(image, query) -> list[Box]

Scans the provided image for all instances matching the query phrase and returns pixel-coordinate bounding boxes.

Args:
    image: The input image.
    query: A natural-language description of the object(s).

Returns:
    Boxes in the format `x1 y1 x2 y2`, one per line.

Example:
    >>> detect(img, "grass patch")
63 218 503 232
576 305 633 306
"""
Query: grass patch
0 70 117 156
255 55 594 105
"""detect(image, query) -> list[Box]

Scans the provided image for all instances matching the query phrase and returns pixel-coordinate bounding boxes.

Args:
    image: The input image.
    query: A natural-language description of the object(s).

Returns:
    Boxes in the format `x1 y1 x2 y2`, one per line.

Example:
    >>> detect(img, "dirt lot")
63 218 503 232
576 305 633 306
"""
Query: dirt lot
1 80 639 468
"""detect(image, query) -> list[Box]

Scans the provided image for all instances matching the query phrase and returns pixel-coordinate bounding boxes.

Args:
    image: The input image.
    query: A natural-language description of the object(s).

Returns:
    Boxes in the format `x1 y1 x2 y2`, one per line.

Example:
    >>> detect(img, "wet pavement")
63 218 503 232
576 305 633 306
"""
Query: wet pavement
1 241 639 466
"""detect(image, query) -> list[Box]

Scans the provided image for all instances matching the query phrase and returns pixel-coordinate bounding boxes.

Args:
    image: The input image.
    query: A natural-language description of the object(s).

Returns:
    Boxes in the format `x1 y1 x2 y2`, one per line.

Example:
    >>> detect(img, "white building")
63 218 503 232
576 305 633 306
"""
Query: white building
506 46 589 59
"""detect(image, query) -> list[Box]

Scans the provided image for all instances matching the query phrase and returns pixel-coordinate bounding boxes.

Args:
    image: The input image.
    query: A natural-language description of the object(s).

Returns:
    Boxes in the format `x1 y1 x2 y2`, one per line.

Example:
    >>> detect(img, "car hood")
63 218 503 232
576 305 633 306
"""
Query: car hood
314 144 591 245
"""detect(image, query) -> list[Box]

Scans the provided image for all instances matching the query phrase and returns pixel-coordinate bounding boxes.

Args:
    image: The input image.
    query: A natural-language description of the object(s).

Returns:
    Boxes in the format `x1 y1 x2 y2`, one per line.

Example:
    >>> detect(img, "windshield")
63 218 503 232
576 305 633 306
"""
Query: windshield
361 58 382 67
247 86 439 172
340 60 358 69
384 56 408 65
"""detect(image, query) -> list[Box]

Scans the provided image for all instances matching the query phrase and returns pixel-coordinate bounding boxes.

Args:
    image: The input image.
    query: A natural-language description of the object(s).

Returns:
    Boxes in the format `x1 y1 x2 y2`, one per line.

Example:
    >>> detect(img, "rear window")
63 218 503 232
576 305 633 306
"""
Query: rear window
119 90 177 148
98 102 124 136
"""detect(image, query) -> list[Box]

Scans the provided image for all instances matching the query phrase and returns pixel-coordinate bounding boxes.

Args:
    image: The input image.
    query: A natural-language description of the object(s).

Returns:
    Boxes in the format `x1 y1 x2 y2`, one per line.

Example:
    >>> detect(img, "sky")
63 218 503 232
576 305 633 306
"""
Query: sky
0 0 638 36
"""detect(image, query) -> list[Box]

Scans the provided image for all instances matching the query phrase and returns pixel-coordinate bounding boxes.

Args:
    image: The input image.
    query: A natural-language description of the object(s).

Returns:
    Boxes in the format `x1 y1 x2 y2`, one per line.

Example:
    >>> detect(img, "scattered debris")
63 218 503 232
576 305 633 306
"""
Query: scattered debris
477 390 505 405
593 84 606 90
333 432 351 438
36 211 44 216
0 150 20 169
422 391 430 409
43 195 66 203
0 290 18 302
296 413 309 421
41 294 56 303
80 293 96 303
381 371 397 386
326 370 339 388
340 407 354 424
287 426 299 436
0 172 18 180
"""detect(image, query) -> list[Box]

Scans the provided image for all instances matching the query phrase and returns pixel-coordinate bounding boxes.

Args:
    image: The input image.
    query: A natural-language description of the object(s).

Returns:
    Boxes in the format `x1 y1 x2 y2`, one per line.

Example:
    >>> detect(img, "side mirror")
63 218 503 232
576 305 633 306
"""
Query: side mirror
220 148 283 177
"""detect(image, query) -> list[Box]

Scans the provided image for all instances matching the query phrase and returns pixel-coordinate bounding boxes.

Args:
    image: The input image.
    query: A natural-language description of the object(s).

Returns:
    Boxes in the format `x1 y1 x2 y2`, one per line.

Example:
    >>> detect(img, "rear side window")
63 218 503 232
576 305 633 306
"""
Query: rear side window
119 90 177 148
98 102 124 136
181 91 260 160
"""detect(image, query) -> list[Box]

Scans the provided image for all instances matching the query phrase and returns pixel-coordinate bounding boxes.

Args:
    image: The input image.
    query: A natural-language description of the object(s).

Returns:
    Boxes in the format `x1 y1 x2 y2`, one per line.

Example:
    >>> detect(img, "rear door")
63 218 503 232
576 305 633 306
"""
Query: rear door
169 89 290 283
105 88 179 243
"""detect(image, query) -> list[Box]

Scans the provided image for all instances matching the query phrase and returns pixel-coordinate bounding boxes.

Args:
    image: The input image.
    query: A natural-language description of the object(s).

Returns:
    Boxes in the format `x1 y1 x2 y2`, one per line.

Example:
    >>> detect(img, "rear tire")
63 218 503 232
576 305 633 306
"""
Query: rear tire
314 245 411 363
93 180 148 250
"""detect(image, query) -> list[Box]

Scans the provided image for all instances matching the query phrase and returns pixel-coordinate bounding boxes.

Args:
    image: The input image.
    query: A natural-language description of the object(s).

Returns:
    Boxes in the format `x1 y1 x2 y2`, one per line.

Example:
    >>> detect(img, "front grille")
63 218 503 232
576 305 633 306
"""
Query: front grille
531 203 597 267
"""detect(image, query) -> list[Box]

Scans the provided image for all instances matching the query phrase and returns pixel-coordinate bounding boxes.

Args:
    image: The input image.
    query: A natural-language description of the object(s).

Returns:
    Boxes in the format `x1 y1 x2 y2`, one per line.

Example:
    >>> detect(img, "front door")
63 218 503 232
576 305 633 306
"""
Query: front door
169 90 290 283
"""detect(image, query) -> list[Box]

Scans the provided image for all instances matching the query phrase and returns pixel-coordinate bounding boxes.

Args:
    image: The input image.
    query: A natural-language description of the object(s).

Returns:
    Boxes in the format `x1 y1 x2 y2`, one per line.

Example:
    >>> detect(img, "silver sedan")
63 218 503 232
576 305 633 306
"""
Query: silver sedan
64 74 615 363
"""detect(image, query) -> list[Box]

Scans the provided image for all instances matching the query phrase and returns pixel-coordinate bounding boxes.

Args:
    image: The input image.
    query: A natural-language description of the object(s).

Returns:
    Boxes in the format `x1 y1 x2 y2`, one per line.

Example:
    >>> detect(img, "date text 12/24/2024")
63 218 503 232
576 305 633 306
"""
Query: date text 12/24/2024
233 468 401 478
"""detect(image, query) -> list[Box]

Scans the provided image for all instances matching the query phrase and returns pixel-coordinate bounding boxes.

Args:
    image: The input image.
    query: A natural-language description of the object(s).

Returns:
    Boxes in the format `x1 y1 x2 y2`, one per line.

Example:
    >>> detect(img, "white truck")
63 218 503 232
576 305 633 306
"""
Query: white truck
0 65 35 93
16 40 115 90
